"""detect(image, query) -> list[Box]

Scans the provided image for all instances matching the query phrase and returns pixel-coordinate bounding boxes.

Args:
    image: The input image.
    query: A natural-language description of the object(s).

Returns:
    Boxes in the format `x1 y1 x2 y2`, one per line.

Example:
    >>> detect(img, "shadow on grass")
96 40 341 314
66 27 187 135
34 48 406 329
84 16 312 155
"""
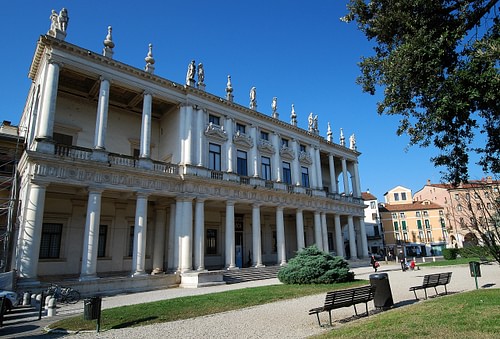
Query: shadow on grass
111 316 158 329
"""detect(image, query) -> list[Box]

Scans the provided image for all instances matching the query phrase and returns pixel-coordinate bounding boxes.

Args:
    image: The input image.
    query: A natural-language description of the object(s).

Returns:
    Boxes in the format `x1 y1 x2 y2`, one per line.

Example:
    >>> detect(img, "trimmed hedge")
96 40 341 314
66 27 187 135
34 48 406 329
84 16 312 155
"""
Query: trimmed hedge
277 245 354 284
443 248 459 260
458 246 490 258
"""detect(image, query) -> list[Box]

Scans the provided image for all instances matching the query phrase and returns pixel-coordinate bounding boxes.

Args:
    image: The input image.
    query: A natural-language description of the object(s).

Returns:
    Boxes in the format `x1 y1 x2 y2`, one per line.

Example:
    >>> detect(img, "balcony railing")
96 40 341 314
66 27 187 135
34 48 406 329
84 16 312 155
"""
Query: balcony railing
52 145 363 205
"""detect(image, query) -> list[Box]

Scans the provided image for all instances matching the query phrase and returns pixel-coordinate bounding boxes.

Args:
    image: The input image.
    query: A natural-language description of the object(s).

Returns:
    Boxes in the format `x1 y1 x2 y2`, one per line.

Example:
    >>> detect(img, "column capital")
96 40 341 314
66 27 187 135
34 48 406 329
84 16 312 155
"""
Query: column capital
252 203 261 208
99 75 112 83
46 55 64 68
136 192 150 199
226 200 235 207
87 186 104 194
143 89 154 97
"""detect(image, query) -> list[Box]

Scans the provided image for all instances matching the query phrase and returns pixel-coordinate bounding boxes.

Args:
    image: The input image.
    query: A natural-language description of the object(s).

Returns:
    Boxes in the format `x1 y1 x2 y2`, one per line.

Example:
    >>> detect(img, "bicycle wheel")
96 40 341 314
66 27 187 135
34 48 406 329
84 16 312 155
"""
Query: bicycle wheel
65 290 81 304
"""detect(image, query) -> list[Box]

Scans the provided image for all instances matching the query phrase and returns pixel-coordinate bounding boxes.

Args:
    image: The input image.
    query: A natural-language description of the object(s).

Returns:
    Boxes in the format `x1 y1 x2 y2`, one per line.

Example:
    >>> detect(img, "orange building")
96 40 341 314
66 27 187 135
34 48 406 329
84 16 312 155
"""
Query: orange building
379 186 448 258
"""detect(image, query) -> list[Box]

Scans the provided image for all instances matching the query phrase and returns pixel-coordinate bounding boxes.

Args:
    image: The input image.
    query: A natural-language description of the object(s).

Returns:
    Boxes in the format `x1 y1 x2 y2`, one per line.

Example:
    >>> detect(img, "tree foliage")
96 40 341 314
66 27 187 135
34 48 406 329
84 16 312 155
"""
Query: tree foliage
344 0 500 184
277 245 354 284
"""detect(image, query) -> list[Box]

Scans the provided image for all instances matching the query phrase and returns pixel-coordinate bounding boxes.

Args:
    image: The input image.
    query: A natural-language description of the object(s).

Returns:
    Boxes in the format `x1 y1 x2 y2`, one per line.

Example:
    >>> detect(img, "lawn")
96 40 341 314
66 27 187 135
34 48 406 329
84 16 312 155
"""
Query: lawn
314 289 500 339
48 280 368 332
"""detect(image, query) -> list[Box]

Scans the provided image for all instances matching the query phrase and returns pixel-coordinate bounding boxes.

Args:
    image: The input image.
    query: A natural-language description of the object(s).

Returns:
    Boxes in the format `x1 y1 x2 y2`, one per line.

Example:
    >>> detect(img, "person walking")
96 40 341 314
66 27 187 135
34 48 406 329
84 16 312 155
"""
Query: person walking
370 255 378 272
397 250 406 272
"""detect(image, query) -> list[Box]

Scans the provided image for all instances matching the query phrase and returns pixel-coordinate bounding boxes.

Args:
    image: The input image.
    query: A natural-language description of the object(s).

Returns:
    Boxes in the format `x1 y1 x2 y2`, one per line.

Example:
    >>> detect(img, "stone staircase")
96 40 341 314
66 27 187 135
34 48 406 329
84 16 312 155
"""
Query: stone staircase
223 265 282 284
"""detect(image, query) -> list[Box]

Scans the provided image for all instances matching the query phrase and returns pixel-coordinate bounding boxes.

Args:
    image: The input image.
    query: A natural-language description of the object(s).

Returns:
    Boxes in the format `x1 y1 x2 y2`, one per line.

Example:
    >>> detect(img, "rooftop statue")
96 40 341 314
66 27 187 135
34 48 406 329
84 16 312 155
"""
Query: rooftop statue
308 112 314 132
186 60 196 85
271 97 278 118
250 87 257 110
198 63 205 84
48 8 69 40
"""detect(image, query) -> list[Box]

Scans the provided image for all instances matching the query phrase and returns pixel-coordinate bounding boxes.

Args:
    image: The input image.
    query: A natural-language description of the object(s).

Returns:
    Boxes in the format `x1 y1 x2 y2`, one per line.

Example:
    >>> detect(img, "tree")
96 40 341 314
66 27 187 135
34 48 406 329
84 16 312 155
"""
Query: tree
343 1 500 185
454 179 500 264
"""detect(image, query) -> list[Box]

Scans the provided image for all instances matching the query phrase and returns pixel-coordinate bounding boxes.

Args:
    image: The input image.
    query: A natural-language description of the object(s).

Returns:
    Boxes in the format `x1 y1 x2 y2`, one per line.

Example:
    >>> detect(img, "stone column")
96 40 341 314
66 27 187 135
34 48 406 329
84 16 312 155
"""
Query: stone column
309 146 317 188
80 188 103 281
347 215 357 259
18 182 47 281
93 77 110 150
295 209 305 250
342 158 350 194
197 107 205 166
321 212 329 253
250 126 259 177
179 105 186 166
334 214 344 257
184 105 194 166
139 91 153 168
313 211 323 251
328 154 337 193
179 198 193 272
35 59 61 153
226 118 234 172
151 205 167 274
252 203 263 267
225 201 236 269
276 206 286 265
315 148 323 189
353 161 362 197
272 133 281 182
132 193 149 276
358 217 369 258
167 203 176 272
291 139 300 186
193 198 206 271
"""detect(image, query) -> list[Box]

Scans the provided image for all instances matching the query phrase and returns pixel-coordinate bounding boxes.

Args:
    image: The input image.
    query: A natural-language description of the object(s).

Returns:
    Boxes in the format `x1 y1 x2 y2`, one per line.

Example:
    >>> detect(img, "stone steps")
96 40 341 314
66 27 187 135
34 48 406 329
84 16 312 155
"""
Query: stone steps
223 265 281 284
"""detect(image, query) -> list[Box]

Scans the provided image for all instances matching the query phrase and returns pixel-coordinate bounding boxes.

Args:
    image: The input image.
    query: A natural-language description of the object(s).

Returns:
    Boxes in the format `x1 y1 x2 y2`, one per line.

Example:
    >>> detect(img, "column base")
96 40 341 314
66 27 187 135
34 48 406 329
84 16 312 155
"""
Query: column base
131 271 147 277
79 274 100 282
151 268 164 275
34 138 55 154
91 148 109 162
225 266 239 271
254 263 266 268
138 158 153 170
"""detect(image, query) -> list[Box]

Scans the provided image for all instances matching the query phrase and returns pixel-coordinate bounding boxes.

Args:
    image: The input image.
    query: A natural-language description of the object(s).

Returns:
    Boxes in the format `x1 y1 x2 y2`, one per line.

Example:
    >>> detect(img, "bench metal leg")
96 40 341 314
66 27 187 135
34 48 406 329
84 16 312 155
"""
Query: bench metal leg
328 310 332 326
444 285 448 295
364 302 369 316
413 290 418 300
434 286 439 296
424 288 428 299
353 304 358 316
315 313 321 326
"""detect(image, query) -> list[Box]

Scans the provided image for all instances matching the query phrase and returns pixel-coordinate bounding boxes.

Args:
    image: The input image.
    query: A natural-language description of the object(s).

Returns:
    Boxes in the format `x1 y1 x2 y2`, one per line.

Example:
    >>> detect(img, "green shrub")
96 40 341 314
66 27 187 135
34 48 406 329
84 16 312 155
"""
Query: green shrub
442 248 458 260
458 246 490 258
277 245 354 284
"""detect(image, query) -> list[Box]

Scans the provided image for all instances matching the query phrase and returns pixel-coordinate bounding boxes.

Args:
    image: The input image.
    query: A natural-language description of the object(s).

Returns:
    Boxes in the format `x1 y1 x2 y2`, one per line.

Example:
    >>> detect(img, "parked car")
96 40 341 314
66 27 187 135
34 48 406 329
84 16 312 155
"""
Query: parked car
0 290 18 313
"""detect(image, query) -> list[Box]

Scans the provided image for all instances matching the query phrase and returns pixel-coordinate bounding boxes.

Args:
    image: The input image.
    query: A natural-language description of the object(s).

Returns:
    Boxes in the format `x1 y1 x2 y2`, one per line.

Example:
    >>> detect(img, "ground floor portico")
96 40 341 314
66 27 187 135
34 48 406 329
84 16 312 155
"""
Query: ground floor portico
14 159 368 290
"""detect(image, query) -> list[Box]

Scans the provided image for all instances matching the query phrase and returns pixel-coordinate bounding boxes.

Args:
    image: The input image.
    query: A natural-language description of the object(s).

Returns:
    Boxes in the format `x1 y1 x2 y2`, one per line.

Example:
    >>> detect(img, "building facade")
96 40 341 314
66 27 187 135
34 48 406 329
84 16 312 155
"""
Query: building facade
414 178 500 248
361 191 384 256
379 186 448 258
13 9 368 288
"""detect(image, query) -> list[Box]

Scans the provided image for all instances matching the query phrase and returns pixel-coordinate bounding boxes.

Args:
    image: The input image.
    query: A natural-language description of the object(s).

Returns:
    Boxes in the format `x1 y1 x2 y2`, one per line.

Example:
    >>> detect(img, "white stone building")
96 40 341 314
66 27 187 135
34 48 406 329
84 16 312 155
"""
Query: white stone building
13 9 367 292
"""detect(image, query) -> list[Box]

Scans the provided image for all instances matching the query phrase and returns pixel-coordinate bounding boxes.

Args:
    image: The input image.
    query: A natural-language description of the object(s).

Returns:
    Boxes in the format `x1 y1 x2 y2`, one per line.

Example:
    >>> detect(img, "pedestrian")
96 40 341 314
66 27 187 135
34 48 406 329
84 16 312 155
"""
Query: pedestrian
397 250 406 272
370 254 379 272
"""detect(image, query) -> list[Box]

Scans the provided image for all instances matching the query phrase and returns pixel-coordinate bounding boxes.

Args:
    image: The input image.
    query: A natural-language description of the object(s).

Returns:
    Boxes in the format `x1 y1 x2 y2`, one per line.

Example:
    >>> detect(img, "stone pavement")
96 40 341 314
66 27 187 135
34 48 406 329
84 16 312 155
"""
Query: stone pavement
0 261 498 338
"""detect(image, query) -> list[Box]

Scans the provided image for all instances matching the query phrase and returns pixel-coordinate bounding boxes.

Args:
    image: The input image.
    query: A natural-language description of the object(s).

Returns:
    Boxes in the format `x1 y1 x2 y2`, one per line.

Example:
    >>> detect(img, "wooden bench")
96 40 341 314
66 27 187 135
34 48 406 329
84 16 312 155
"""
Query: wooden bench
308 285 376 326
409 272 452 300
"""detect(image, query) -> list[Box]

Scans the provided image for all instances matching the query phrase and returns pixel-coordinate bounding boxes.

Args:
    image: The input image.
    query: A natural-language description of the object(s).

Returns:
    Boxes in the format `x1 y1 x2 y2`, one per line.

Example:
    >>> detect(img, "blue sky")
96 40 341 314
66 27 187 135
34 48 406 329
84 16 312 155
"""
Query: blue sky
0 1 487 201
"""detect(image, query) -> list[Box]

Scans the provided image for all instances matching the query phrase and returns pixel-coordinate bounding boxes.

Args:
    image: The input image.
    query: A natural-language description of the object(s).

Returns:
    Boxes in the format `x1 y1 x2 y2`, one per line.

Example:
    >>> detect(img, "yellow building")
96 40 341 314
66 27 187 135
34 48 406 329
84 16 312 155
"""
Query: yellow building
379 186 448 258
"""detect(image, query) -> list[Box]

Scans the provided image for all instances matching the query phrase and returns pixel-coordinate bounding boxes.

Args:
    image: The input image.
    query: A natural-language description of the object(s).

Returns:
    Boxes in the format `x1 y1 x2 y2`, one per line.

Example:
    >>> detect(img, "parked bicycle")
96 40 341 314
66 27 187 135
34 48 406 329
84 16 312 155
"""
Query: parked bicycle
45 284 81 304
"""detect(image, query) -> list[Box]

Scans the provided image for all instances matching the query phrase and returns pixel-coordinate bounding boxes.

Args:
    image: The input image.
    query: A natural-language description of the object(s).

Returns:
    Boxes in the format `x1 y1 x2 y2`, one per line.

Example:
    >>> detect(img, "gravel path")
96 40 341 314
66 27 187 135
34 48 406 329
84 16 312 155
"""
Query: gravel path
56 262 499 338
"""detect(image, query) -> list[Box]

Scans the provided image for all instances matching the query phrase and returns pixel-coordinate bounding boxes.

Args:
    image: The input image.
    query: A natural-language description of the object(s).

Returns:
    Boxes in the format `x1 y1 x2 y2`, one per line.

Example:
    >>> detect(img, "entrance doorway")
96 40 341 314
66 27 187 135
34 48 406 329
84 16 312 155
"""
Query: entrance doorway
235 214 244 268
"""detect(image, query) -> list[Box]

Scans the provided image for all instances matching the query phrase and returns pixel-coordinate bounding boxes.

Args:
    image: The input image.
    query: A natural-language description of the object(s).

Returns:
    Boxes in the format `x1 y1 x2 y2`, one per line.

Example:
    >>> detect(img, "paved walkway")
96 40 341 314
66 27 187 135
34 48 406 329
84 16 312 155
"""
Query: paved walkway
1 262 498 338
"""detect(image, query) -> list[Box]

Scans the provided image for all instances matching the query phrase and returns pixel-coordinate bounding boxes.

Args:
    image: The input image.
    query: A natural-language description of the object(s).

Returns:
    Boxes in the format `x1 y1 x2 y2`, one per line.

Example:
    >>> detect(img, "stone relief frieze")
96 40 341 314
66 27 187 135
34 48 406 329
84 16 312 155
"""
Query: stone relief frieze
279 146 295 160
299 151 313 165
205 123 228 141
257 139 275 154
233 131 253 148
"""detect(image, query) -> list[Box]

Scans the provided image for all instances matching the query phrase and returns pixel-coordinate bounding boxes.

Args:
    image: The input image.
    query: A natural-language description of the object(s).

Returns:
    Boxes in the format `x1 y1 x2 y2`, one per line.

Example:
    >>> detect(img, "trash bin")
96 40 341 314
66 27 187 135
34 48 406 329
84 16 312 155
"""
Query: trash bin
84 296 102 320
469 261 481 277
369 273 394 310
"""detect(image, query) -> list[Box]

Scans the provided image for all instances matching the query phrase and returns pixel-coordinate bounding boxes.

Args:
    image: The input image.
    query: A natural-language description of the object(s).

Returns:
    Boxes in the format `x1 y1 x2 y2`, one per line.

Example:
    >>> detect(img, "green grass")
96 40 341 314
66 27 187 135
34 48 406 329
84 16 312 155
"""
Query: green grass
314 289 500 339
48 280 368 332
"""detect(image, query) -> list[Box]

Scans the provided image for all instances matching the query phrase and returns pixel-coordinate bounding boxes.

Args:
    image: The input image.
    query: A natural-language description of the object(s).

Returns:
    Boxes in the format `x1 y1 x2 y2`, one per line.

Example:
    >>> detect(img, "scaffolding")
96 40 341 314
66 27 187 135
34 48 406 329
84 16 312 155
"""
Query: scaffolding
0 125 22 273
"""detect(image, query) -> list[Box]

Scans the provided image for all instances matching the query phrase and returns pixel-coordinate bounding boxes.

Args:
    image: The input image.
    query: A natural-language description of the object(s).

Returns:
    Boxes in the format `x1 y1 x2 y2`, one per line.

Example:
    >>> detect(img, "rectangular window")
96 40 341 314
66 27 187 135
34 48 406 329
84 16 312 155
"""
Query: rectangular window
402 220 407 231
236 150 248 176
370 201 376 209
206 229 217 255
209 143 221 171
400 212 406 219
53 132 73 145
300 144 306 152
98 225 107 258
419 231 424 239
40 223 62 259
391 213 397 219
282 162 292 184
393 221 399 231
403 232 409 241
236 123 246 134
327 232 334 252
423 211 429 217
261 156 271 180
416 211 421 217
426 230 432 241
439 210 444 216
260 131 269 140
394 193 400 201
209 114 220 125
281 138 289 147
401 192 407 200
417 219 422 230
301 166 309 188
440 217 446 228
128 226 134 257
424 219 431 229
